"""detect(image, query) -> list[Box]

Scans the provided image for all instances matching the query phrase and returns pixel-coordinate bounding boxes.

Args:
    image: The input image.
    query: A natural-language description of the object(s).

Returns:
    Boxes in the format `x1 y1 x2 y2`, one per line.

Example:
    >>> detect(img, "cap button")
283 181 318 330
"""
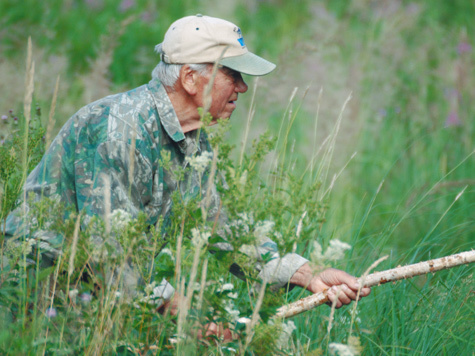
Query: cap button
196 14 203 17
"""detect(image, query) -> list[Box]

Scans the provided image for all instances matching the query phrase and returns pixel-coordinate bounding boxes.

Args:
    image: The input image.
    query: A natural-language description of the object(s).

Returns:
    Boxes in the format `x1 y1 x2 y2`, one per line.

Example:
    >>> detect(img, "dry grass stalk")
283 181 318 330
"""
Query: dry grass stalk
201 46 229 118
68 214 82 278
41 254 63 356
202 146 219 221
174 216 186 287
45 75 60 150
317 92 352 201
22 37 35 209
239 77 258 167
103 176 111 235
178 240 204 341
242 278 268 352
309 86 323 175
325 287 342 349
176 277 186 342
65 214 82 304
196 257 209 310
276 250 475 319
348 255 388 336
127 123 137 197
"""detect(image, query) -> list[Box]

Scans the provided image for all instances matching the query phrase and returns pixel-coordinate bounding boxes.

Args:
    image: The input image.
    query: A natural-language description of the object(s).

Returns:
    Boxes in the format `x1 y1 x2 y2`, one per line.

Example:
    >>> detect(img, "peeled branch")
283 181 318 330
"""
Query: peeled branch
276 250 475 319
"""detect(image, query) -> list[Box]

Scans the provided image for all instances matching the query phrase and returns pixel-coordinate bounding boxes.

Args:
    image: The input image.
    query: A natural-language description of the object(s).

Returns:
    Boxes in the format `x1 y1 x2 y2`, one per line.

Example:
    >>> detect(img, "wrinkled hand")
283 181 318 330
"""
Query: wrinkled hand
196 322 235 342
158 292 181 316
159 293 235 342
290 263 371 308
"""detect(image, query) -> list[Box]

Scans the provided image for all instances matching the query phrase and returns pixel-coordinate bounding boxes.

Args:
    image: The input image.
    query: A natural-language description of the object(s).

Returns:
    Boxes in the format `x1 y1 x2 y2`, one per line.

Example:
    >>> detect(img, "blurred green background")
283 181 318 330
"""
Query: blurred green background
1 0 474 354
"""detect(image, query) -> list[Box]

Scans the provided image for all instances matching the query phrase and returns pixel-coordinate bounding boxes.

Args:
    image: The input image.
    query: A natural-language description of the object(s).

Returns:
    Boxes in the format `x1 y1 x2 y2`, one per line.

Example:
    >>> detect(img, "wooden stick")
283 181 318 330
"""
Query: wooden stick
276 250 475 319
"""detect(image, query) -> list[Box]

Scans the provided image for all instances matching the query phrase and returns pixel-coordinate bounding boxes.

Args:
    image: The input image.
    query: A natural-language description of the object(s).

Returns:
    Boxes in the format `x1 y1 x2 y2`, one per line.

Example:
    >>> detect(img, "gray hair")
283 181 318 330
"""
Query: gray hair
152 44 210 89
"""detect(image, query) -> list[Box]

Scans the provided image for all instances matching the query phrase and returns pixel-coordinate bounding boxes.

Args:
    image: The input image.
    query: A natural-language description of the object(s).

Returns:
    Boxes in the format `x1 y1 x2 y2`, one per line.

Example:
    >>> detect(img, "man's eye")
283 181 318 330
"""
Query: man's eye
230 72 240 82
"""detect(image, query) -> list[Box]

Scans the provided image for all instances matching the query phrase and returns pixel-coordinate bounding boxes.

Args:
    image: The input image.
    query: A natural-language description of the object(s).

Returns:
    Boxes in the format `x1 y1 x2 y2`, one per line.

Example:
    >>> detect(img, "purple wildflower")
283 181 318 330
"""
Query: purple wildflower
444 88 459 100
1 115 7 121
457 42 472 55
445 111 461 127
46 307 57 318
119 0 135 12
141 11 154 23
80 292 92 303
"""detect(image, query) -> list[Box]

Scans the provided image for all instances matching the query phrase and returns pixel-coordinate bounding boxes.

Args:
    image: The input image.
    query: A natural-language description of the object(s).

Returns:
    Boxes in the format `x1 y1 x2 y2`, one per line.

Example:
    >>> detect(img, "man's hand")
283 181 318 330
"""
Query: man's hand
158 292 181 316
196 322 235 342
159 293 235 342
289 263 371 308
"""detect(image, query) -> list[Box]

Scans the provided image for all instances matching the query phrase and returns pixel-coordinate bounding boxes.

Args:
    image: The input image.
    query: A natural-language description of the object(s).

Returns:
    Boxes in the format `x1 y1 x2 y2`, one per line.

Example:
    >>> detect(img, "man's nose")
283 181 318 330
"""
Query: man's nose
236 76 248 93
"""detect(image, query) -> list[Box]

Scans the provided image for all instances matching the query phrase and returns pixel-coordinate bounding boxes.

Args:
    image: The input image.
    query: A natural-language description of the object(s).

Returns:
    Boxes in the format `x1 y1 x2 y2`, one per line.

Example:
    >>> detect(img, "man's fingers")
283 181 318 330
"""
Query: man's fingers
327 284 365 308
359 286 371 297
327 289 343 308
198 322 234 342
328 286 354 307
320 268 360 291
340 284 358 300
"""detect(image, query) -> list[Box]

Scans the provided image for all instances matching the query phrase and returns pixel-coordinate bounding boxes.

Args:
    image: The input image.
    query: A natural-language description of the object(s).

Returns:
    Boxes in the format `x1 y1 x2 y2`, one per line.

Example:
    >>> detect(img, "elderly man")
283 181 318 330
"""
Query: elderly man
3 15 369 332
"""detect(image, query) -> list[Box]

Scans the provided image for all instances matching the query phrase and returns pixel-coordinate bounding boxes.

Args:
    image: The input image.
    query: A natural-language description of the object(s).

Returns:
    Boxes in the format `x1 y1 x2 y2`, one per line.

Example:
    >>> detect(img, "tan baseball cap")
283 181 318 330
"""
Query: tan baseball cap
156 14 276 76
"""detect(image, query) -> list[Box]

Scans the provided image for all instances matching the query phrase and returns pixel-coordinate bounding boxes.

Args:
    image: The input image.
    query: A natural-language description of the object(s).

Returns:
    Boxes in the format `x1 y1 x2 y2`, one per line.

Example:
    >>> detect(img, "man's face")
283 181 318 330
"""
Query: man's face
198 66 248 121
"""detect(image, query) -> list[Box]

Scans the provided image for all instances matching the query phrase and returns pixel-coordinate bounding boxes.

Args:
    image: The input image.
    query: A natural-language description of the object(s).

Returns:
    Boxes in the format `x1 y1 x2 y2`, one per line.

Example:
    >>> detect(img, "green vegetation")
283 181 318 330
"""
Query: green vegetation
1 1 474 355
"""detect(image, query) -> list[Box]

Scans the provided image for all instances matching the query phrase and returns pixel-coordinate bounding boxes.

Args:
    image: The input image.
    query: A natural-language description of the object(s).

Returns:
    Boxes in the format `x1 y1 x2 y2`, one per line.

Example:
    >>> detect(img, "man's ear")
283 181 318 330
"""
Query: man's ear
179 65 202 96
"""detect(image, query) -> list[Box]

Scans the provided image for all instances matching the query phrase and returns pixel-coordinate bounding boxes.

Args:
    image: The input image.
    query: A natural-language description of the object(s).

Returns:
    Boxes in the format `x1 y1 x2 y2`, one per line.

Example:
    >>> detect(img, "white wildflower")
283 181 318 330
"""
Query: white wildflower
237 317 251 325
218 283 234 293
228 292 238 299
160 248 174 260
191 228 210 247
238 212 254 225
329 337 362 356
109 209 131 231
115 291 121 298
276 320 297 349
227 212 255 236
329 343 355 356
224 300 240 323
273 231 284 245
145 282 157 295
185 151 213 173
238 170 248 192
221 346 237 354
254 220 275 240
324 239 352 261
68 289 79 301
310 241 324 262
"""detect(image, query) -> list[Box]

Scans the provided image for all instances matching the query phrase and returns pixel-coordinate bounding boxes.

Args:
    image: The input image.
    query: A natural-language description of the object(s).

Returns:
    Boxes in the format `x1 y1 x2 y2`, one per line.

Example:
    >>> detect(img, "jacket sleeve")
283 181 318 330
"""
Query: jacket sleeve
214 214 308 291
238 235 309 291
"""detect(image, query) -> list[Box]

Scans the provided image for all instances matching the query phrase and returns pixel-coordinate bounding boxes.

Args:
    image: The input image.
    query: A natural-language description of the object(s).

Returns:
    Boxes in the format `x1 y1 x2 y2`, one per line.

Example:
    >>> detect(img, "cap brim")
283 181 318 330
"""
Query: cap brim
219 52 276 76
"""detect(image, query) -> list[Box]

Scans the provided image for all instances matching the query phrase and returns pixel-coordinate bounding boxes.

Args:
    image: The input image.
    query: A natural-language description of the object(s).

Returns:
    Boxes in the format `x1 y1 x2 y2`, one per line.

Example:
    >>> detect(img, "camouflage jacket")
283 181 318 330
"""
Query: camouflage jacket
3 78 308 302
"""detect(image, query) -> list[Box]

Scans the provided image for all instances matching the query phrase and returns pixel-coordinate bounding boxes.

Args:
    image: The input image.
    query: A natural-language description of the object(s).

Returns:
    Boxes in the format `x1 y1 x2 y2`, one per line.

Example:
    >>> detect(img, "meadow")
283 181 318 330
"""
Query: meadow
0 0 474 355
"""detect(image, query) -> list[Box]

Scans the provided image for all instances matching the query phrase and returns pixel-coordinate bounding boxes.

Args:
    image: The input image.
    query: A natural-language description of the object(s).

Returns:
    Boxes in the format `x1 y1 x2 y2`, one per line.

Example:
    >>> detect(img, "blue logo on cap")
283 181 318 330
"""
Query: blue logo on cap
235 28 245 47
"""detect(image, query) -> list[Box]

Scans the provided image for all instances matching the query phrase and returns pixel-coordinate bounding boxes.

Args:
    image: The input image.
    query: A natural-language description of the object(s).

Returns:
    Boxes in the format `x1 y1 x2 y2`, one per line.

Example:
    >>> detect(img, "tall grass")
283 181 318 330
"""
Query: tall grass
1 1 474 355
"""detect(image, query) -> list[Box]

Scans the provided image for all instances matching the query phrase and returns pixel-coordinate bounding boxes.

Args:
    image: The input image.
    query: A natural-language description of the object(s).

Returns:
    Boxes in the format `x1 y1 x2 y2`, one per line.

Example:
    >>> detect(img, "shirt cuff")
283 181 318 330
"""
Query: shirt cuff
257 253 309 291
151 279 175 308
